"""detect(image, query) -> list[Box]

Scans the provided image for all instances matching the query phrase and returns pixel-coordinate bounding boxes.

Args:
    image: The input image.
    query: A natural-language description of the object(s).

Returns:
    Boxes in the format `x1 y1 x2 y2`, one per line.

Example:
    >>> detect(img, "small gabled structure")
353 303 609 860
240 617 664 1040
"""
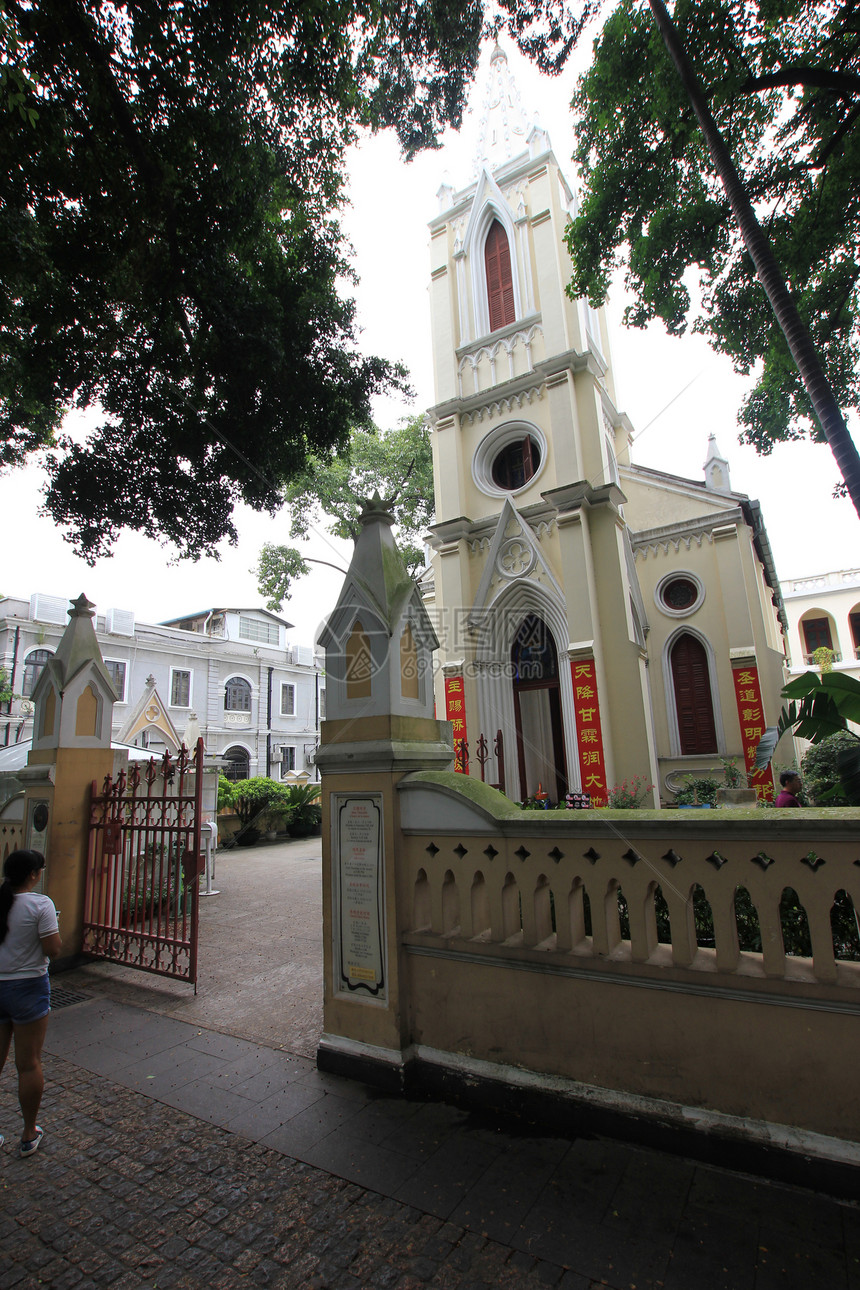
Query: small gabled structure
22 593 120 959
318 493 441 730
116 674 181 752
30 593 117 755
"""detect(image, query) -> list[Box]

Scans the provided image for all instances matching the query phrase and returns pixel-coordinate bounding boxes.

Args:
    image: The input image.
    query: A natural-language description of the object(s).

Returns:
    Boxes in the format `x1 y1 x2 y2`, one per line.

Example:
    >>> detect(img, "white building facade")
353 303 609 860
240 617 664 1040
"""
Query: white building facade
0 594 324 782
781 568 860 681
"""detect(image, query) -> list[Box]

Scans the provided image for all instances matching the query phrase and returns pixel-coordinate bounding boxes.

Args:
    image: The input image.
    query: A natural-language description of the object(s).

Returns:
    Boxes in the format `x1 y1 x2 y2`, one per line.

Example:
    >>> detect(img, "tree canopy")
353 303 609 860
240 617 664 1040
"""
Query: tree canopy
567 0 860 458
256 416 434 611
0 0 491 560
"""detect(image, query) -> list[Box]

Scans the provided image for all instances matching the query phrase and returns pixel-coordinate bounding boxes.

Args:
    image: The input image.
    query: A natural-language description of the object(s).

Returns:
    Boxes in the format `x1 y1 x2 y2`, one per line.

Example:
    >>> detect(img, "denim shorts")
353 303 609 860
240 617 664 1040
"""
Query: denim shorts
0 974 51 1025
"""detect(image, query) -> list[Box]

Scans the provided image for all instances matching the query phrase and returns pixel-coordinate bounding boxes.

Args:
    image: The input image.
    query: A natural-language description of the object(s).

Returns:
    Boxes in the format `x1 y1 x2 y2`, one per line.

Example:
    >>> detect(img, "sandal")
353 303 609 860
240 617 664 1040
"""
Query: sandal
19 1127 43 1158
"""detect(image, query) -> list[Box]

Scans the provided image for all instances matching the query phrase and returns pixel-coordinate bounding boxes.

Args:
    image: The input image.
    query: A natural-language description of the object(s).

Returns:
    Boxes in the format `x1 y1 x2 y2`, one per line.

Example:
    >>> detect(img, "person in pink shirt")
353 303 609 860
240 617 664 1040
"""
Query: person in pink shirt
775 771 803 808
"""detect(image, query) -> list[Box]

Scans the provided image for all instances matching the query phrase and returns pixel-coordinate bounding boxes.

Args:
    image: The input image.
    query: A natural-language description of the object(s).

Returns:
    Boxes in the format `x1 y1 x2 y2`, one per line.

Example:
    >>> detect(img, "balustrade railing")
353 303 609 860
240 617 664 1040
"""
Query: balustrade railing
404 814 860 989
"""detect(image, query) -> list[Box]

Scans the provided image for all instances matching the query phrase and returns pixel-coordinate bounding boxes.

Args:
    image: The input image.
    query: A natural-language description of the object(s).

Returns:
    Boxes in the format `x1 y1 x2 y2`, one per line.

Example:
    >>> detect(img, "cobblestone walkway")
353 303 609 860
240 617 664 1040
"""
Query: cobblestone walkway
2 1056 595 1290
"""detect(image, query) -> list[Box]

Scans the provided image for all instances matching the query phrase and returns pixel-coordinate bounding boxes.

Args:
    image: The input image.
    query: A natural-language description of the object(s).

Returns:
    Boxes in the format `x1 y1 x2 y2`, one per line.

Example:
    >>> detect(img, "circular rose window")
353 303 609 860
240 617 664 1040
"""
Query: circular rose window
473 422 547 498
491 437 542 490
663 578 697 610
655 573 704 617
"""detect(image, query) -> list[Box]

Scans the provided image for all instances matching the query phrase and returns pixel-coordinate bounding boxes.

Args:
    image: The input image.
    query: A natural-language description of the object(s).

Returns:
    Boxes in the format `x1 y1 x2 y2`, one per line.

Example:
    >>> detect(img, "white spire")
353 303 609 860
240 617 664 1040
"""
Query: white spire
472 43 531 176
704 434 732 493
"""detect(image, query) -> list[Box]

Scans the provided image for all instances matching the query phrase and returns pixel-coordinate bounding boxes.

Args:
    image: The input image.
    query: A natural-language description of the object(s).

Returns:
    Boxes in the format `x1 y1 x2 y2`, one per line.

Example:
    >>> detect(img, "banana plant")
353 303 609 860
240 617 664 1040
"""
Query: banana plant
755 672 860 804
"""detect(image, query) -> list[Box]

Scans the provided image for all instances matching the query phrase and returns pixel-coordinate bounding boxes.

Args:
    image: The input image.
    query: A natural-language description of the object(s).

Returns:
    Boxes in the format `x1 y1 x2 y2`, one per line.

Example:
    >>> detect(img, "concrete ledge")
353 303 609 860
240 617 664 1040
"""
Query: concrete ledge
316 1034 408 1096
319 1036 860 1200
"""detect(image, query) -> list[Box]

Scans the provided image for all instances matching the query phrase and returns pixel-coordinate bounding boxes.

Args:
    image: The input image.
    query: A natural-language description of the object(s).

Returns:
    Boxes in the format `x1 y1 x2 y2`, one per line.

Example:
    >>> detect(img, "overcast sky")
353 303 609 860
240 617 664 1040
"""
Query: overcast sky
1 41 857 645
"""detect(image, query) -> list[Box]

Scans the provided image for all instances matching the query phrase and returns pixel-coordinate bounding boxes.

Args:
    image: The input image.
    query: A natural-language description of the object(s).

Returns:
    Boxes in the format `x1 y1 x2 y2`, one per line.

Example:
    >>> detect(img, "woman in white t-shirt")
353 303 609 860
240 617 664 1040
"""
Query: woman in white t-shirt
0 849 61 1157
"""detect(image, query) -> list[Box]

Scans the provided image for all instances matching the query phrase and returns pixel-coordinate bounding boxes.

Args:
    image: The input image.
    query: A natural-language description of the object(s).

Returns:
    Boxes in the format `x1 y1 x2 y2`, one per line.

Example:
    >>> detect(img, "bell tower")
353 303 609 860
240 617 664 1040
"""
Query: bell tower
425 45 658 804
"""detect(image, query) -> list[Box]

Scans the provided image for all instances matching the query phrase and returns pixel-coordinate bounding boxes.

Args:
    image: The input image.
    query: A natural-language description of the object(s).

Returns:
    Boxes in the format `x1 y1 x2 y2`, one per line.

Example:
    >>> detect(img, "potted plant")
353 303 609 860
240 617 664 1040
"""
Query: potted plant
282 783 322 837
715 757 758 808
674 775 718 808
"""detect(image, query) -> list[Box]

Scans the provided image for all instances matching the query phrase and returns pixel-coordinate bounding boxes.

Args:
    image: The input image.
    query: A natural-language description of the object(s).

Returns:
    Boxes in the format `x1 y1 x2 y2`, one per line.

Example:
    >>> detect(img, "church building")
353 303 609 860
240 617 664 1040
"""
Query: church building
423 46 787 806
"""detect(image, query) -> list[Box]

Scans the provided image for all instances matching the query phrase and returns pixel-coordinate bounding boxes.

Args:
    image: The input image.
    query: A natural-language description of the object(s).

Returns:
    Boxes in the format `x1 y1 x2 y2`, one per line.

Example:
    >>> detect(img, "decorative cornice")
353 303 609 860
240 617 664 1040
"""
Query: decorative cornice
542 480 628 515
430 347 606 429
631 507 746 559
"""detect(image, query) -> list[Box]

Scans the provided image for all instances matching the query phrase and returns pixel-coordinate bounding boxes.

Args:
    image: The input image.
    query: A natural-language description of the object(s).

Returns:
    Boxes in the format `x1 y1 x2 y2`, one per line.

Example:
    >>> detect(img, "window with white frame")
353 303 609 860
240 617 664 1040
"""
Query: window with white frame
170 668 192 707
225 676 252 711
239 615 279 645
278 746 296 779
104 659 127 702
280 682 295 716
21 649 53 698
319 688 326 720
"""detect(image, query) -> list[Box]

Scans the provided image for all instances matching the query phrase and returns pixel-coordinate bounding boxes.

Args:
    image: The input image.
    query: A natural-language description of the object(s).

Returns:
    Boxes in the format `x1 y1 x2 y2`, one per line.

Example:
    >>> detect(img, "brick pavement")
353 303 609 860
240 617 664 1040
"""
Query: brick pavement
2 1044 859 1290
2 1055 595 1290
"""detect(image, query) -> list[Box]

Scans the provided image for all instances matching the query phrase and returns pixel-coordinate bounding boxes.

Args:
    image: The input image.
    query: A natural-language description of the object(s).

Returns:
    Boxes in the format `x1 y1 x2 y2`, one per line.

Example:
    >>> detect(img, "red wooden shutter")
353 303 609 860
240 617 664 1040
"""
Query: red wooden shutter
485 220 515 331
802 617 833 654
671 634 717 754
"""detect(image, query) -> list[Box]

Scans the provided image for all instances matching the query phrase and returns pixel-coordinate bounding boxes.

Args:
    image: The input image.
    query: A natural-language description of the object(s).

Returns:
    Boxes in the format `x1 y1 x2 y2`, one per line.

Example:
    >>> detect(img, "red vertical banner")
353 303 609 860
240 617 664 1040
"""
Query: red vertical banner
731 665 775 802
571 659 608 806
444 675 468 774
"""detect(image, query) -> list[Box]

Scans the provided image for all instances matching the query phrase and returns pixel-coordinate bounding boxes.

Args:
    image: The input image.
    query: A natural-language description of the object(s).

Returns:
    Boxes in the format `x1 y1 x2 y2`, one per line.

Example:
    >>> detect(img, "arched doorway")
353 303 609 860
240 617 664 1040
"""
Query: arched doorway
511 614 567 802
222 745 251 781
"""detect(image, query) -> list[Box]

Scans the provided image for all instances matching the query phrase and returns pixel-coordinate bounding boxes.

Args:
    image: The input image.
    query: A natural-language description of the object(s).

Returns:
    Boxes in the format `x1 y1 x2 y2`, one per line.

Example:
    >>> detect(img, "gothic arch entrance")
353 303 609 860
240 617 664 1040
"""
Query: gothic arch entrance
511 614 568 802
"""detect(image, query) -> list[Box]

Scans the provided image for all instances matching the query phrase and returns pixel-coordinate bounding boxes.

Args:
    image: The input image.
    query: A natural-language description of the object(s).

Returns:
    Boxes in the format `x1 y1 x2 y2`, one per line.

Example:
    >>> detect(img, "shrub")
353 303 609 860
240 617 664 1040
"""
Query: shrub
282 783 322 833
218 776 295 832
801 731 857 806
605 775 654 808
674 776 719 807
718 756 749 788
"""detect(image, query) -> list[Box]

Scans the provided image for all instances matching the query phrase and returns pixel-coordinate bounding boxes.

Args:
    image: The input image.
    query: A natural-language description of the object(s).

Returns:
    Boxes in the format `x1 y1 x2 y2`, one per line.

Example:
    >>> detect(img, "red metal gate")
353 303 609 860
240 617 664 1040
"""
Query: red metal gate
83 739 205 987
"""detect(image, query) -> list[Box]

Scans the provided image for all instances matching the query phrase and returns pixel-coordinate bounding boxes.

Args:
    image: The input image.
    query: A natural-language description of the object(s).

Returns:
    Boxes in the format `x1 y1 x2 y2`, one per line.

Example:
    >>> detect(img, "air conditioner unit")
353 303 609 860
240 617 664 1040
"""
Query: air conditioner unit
295 645 314 668
304 744 317 767
105 608 135 636
270 746 283 764
29 593 68 626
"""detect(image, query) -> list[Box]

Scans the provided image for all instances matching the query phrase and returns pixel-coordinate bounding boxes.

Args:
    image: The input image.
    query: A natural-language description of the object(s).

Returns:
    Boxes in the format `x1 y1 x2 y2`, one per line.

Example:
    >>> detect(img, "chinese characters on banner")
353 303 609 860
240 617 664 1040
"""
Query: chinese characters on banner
731 666 775 802
571 659 607 805
444 675 469 773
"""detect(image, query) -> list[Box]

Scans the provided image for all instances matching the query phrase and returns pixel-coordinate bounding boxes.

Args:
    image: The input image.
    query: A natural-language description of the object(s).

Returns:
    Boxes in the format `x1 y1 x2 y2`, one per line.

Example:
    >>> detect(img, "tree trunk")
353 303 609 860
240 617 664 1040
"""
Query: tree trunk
647 0 860 520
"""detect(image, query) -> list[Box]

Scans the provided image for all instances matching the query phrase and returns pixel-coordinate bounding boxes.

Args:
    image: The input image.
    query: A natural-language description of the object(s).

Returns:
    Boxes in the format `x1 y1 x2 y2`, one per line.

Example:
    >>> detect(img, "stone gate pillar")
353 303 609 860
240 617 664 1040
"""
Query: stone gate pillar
19 594 119 962
316 495 453 1087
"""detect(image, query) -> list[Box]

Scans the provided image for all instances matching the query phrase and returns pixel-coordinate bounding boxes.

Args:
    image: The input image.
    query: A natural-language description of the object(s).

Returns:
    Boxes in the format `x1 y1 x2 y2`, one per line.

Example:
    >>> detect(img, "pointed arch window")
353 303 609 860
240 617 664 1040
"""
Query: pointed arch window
670 633 717 754
484 219 515 332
